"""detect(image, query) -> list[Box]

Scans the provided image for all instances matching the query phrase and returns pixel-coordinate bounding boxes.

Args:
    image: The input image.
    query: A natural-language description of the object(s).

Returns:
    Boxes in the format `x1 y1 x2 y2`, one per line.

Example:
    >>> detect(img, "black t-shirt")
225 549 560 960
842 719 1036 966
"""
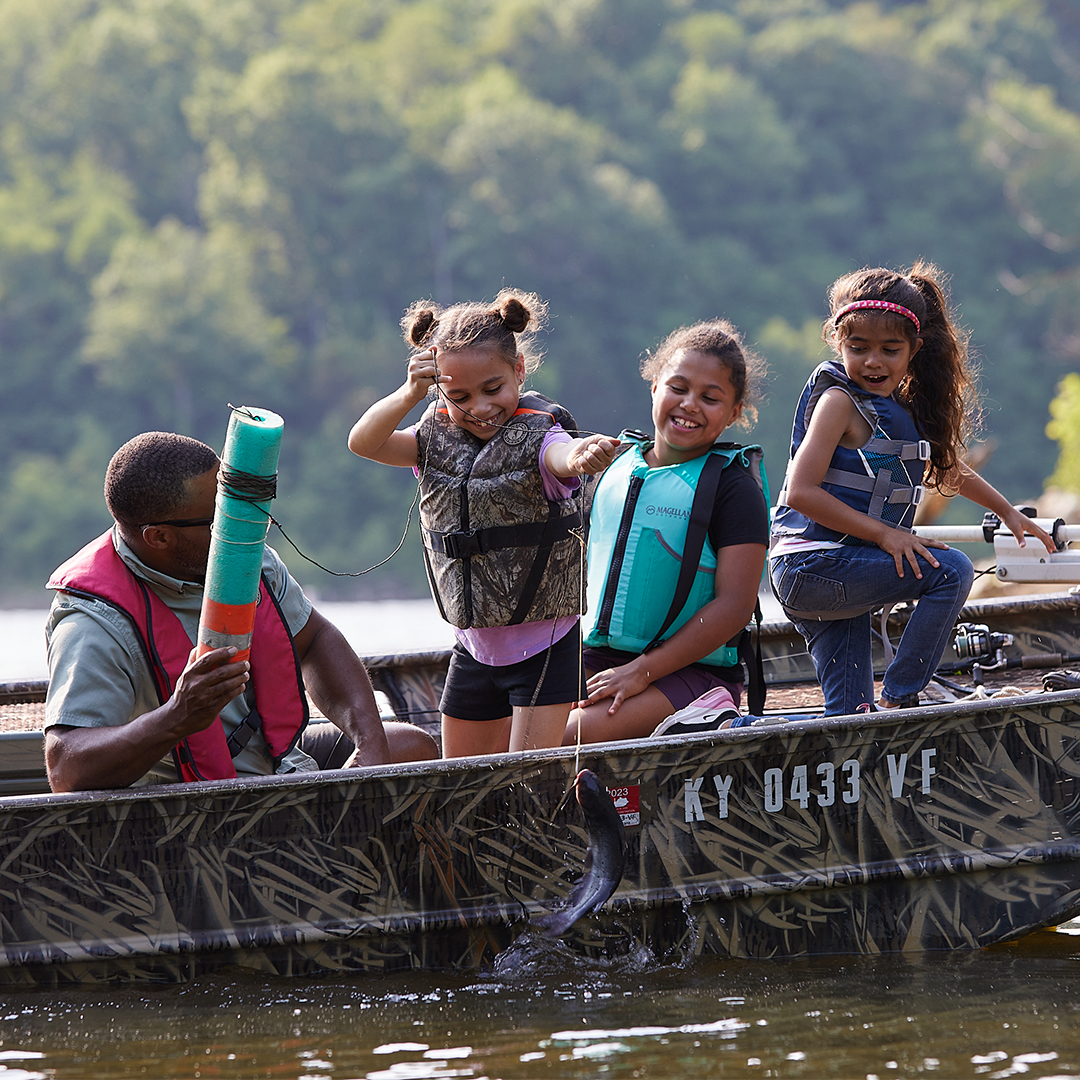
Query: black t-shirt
707 461 770 553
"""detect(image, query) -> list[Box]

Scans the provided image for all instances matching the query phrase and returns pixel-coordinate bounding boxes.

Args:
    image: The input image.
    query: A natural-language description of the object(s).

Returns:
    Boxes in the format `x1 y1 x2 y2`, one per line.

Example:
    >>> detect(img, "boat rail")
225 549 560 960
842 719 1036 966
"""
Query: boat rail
915 519 1080 583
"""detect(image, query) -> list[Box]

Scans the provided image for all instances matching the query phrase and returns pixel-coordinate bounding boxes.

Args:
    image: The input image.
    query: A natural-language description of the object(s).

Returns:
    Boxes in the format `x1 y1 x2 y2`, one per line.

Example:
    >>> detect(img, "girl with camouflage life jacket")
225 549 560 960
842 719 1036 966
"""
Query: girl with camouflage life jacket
563 319 770 745
771 262 1055 716
349 289 620 758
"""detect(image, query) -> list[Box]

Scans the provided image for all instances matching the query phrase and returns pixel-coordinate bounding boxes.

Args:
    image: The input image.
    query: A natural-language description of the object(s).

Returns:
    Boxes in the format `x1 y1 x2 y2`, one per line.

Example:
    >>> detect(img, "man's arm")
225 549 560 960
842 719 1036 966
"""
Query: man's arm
291 608 391 767
46 647 251 793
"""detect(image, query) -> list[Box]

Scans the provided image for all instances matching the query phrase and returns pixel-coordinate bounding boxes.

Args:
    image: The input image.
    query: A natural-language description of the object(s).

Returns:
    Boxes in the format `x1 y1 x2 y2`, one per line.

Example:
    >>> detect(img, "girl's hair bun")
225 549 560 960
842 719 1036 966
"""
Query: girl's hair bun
496 295 531 335
400 287 548 375
407 307 439 345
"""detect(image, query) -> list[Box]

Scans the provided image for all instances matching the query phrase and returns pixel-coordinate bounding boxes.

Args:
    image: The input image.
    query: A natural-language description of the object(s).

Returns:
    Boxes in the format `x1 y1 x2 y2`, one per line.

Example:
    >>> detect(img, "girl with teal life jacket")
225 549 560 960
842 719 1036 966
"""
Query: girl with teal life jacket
563 320 770 745
771 263 1055 715
348 289 620 758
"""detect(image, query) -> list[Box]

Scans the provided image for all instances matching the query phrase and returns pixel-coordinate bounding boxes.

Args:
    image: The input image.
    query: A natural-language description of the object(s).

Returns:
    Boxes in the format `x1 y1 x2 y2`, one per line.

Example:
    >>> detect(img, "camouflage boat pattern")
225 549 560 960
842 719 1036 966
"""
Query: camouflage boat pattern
1 592 1079 985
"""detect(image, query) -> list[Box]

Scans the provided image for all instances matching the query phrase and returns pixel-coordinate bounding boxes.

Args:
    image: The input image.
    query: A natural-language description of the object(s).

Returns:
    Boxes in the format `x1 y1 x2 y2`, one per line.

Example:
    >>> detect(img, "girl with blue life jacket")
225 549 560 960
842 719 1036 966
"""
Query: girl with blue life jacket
563 320 770 745
348 289 620 758
771 263 1055 716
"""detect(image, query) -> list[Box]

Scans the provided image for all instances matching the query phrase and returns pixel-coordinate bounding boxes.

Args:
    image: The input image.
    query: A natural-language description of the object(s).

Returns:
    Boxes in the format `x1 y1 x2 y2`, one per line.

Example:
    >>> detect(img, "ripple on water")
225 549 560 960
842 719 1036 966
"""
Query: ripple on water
2 935 1080 1078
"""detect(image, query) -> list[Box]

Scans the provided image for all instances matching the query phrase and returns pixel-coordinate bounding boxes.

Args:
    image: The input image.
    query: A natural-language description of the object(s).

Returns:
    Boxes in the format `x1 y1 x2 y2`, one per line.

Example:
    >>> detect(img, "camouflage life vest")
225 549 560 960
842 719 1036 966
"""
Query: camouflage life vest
415 391 585 628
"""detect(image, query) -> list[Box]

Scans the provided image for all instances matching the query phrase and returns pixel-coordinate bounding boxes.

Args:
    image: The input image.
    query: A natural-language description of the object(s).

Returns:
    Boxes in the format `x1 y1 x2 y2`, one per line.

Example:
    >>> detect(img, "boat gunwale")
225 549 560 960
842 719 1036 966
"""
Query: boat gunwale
2 684 1079 813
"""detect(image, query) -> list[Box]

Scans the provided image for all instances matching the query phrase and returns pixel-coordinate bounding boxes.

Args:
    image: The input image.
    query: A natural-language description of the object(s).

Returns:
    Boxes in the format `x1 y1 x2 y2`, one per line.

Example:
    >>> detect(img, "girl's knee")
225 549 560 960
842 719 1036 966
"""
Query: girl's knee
938 547 975 591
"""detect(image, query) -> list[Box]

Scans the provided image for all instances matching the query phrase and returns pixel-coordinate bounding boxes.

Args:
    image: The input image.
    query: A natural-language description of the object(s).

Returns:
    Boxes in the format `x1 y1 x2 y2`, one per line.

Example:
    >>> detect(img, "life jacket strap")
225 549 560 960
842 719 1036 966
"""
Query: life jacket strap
864 437 931 461
737 599 766 716
226 707 263 757
644 452 726 653
507 500 584 626
423 510 582 560
821 465 924 527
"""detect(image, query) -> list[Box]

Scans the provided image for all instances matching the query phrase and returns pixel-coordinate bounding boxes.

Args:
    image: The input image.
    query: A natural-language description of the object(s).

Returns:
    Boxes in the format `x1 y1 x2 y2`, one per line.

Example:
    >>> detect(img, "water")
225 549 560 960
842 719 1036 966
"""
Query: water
1 936 1080 1079
0 600 456 682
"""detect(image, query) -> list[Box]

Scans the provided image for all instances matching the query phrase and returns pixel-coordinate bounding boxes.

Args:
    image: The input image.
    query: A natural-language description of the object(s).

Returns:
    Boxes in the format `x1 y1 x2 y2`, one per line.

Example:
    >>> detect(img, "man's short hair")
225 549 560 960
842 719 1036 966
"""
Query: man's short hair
105 432 219 530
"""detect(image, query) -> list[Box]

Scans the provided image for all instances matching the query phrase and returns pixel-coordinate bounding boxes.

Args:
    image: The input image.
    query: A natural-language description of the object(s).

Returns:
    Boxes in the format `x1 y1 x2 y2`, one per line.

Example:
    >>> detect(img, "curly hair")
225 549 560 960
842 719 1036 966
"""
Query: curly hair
105 432 219 533
640 318 765 429
825 261 977 490
401 287 548 375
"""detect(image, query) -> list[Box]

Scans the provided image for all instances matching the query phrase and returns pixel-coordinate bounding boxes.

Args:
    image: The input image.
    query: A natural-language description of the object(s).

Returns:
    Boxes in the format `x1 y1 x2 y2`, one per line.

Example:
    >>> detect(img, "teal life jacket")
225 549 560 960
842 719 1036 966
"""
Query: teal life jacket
583 436 768 668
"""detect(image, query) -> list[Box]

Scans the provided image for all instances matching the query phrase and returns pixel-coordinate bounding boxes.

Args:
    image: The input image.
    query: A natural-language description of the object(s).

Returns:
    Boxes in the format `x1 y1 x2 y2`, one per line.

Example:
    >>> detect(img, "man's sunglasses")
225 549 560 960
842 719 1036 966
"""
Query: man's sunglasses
142 518 214 529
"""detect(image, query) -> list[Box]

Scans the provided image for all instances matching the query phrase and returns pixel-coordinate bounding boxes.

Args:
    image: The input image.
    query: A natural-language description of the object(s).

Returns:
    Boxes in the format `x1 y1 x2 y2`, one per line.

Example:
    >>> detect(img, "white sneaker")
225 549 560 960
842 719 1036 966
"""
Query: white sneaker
651 706 741 737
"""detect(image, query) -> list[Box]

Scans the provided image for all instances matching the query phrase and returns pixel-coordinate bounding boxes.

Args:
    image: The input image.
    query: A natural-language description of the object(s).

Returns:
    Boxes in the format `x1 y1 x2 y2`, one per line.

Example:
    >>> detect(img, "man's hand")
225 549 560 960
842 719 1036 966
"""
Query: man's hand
45 646 249 793
169 646 250 738
293 609 393 767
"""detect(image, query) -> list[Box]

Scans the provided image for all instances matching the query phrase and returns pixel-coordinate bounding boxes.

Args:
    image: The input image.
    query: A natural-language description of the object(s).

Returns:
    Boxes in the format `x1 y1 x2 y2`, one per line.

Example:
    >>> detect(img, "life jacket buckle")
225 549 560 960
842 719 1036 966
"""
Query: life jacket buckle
441 530 481 559
917 440 931 461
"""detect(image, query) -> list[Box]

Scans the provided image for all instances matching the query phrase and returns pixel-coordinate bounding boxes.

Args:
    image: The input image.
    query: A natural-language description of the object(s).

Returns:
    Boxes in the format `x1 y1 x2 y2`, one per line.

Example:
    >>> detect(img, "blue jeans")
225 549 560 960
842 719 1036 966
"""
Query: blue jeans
770 545 974 715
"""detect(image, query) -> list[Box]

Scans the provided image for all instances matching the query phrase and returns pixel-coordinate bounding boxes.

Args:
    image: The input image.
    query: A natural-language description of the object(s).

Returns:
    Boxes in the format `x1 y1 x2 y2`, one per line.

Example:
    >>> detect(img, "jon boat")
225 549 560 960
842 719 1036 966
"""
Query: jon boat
2 519 1080 986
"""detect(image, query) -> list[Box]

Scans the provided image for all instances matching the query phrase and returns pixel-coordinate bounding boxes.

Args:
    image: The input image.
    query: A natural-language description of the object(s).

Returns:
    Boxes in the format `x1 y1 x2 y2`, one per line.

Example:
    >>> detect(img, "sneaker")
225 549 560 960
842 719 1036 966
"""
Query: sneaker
879 694 920 710
652 706 741 737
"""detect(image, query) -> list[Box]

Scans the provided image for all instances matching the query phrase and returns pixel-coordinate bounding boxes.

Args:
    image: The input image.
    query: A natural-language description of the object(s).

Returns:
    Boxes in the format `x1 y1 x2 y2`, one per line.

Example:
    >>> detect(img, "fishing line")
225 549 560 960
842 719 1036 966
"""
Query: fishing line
422 339 597 904
244 352 610 583
215 411 422 578
426 346 605 441
427 345 594 764
427 346 601 803
218 462 278 504
573 514 587 778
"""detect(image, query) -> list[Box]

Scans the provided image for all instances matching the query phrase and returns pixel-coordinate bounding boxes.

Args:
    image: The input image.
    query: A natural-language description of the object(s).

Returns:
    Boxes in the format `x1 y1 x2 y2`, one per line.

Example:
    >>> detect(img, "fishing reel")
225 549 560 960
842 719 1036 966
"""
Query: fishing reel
953 622 1014 683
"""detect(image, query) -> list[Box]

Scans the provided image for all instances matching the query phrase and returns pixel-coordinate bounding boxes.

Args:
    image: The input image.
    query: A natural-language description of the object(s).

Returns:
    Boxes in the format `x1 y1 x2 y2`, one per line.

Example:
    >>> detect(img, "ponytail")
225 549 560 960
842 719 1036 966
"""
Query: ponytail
903 261 976 490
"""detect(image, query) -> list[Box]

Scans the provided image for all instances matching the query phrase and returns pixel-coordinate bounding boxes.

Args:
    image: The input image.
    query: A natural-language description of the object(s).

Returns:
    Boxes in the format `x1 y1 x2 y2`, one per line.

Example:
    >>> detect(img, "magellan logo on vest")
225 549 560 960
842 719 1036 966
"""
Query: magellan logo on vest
501 421 530 446
644 503 690 519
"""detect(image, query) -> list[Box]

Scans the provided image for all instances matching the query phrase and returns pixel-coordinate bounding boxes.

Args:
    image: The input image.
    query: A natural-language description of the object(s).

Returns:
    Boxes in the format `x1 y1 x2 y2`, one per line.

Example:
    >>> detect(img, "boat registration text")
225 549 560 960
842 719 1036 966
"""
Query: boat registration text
683 748 938 822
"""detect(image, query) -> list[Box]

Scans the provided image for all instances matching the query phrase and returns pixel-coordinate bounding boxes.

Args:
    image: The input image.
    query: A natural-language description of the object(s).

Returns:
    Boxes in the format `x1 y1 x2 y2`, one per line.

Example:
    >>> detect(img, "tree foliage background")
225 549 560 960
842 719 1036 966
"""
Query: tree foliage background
1 0 1078 603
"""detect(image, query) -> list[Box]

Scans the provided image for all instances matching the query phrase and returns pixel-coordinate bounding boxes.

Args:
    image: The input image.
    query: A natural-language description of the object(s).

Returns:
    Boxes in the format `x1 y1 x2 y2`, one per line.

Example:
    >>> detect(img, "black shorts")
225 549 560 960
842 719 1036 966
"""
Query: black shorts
300 722 355 769
440 628 585 721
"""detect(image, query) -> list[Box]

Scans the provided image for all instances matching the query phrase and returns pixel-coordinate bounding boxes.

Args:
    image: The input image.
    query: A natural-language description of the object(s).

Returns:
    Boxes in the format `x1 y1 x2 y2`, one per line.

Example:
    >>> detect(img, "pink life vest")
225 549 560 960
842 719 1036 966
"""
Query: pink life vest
48 531 309 782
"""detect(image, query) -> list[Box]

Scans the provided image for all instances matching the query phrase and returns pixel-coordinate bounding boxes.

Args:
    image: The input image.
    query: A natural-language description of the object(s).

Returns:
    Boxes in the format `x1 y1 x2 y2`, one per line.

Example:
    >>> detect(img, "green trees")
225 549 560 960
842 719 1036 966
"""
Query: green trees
1048 374 1080 495
0 0 1077 602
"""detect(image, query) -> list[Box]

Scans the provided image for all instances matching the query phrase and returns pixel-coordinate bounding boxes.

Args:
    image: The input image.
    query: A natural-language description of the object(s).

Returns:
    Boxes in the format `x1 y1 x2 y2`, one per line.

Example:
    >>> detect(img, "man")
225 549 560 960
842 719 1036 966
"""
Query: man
45 432 436 792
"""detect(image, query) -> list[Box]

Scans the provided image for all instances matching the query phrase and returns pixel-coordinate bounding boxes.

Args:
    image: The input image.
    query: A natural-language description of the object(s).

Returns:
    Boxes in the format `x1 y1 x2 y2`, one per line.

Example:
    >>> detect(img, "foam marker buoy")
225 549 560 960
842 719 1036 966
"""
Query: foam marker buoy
196 406 284 663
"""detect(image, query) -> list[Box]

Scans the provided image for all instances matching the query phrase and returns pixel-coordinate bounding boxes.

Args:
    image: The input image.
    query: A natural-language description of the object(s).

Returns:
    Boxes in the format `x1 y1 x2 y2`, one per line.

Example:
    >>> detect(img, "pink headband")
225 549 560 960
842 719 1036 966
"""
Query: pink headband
833 299 921 333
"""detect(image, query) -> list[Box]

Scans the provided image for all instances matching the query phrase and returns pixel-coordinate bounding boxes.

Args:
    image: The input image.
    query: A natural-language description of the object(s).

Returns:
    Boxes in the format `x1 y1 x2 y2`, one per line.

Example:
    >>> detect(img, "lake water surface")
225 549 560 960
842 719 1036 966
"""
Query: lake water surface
0 599 457 682
0 592 788 682
2 933 1080 1079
